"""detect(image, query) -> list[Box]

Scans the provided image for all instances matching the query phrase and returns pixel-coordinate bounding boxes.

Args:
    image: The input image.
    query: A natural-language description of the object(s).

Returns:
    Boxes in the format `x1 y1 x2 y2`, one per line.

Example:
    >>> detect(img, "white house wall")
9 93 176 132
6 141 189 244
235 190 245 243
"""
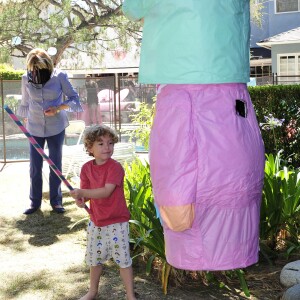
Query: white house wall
272 43 300 73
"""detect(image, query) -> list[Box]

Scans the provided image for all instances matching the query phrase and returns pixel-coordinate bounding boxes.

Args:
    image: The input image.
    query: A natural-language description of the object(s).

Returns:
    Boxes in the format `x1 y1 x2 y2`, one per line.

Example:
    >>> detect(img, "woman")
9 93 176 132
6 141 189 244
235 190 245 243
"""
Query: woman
17 48 83 214
85 75 100 125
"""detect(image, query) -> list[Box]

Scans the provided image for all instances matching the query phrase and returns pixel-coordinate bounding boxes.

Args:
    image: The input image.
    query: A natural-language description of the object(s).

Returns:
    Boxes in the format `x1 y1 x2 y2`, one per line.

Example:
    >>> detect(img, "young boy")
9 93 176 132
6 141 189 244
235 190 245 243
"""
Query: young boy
70 125 136 300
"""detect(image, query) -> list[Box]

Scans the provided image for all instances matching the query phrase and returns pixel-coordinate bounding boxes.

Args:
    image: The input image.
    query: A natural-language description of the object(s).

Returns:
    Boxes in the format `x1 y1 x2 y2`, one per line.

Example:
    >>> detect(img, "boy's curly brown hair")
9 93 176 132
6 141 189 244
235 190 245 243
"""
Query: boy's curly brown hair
83 125 118 157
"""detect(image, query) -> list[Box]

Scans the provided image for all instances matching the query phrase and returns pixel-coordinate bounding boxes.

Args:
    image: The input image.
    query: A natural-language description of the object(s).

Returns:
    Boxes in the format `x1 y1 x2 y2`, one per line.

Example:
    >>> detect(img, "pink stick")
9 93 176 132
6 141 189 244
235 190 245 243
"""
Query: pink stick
4 105 90 214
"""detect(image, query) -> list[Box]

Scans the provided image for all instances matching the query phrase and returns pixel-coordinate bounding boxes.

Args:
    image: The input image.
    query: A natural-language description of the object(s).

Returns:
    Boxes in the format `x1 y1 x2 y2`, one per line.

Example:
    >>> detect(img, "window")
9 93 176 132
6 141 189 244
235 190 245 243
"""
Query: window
250 57 273 85
279 55 299 75
278 54 300 84
250 65 272 77
276 0 300 13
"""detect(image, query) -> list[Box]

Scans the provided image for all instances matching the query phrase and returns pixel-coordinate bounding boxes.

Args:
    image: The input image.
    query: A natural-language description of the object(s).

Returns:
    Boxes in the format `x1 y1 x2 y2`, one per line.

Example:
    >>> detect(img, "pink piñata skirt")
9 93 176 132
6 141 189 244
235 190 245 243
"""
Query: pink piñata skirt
149 83 265 270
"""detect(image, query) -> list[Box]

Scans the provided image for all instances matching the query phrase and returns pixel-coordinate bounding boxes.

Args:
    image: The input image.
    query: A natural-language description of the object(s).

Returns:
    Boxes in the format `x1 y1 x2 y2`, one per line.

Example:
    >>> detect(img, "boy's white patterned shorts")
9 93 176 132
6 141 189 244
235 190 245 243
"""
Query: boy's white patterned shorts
85 221 132 268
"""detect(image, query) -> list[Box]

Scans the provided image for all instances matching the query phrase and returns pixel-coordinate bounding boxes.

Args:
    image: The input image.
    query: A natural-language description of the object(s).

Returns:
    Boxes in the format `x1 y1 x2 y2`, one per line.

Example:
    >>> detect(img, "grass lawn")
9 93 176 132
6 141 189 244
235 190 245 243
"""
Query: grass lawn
0 194 171 300
0 162 291 299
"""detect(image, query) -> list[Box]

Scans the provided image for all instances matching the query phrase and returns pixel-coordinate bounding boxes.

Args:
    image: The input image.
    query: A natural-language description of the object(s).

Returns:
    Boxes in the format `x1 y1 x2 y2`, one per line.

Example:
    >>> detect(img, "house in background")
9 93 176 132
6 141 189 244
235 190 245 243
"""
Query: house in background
250 0 300 84
257 27 300 84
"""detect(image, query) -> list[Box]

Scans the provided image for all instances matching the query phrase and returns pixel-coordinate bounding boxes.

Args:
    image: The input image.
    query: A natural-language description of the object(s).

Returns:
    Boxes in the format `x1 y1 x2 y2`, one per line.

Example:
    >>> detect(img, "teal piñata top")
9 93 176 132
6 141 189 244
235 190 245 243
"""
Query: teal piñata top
122 0 250 84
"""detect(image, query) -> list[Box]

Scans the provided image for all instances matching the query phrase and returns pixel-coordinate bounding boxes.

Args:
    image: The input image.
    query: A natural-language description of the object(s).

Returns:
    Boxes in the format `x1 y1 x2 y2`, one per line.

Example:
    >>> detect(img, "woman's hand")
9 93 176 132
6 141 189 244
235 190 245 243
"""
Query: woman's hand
44 106 59 116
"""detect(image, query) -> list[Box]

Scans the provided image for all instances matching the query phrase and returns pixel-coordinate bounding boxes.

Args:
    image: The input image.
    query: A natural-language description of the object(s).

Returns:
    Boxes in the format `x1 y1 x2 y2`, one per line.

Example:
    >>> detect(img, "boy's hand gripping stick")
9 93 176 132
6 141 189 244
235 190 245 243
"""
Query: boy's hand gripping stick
4 105 90 214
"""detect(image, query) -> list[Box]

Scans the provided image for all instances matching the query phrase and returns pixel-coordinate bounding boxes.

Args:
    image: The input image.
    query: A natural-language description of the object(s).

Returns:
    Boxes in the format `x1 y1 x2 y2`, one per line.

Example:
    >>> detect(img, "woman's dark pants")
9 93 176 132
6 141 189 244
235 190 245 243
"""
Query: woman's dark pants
29 130 65 208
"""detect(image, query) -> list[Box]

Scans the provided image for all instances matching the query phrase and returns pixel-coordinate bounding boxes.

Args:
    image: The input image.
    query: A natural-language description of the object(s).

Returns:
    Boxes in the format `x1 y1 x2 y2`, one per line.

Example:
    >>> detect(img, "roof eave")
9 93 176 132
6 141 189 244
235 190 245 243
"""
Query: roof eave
256 40 300 50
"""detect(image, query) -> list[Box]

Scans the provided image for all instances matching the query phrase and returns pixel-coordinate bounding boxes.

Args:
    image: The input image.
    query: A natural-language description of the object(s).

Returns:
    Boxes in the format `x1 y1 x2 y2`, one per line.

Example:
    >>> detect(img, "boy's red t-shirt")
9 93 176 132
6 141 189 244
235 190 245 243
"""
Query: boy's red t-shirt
80 158 130 227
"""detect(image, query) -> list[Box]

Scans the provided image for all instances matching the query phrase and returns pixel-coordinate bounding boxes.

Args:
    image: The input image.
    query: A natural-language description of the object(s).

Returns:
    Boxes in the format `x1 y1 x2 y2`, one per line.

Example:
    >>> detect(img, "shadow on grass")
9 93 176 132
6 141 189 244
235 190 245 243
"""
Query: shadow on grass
0 216 27 252
15 209 85 247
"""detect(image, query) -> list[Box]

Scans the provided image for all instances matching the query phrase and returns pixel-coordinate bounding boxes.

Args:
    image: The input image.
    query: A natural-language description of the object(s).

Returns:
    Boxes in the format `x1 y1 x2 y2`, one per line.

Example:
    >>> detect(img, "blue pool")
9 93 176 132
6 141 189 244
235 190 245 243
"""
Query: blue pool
0 136 147 161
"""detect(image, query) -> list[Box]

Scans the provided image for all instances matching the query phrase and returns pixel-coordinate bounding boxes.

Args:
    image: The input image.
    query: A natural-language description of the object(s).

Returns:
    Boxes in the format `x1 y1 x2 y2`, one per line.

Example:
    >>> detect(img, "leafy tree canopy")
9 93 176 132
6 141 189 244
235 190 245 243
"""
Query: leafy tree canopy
0 0 262 68
250 0 264 27
0 0 141 67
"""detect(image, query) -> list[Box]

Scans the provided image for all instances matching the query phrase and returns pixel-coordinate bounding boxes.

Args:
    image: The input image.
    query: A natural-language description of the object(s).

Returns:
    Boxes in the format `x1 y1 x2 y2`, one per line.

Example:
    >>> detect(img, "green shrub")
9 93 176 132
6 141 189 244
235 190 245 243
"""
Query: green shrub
249 85 300 167
126 99 156 151
124 158 173 294
0 64 24 80
260 151 300 252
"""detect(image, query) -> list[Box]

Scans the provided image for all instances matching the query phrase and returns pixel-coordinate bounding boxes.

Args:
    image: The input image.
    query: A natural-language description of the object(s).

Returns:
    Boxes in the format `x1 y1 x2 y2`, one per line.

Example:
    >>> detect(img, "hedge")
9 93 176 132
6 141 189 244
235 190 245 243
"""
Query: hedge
0 64 24 80
249 85 300 167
